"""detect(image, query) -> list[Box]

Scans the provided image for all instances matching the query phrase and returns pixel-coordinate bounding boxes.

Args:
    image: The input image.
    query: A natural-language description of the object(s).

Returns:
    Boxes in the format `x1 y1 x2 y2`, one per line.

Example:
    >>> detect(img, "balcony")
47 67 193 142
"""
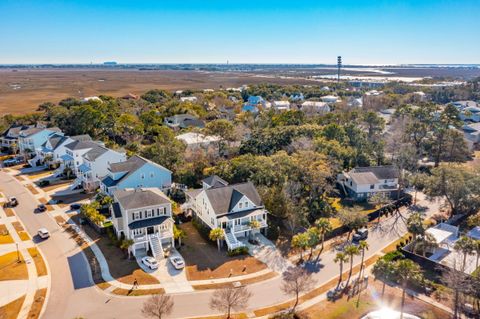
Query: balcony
231 219 267 233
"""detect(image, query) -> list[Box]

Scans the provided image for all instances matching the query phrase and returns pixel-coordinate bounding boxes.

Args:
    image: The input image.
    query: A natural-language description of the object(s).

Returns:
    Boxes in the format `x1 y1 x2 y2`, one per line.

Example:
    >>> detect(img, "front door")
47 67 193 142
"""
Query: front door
147 226 154 234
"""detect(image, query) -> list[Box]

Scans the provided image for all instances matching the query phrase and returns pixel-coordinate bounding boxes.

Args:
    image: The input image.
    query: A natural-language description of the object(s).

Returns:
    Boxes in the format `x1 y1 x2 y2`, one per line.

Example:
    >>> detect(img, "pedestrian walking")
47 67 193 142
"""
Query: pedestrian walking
133 278 139 289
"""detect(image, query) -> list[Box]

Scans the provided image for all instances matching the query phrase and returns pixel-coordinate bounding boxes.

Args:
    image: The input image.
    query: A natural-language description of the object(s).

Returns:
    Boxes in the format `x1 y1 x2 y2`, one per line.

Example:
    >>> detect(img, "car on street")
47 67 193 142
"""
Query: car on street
352 228 368 243
169 256 185 270
70 203 81 210
4 196 18 208
141 256 159 270
37 204 47 212
37 228 50 239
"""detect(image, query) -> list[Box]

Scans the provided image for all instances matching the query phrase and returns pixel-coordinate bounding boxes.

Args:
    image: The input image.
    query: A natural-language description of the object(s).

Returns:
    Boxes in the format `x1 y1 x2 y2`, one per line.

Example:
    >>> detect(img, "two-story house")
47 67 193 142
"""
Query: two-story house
337 166 399 201
100 155 172 195
63 139 126 191
0 124 41 153
18 126 62 163
111 188 174 259
185 176 268 250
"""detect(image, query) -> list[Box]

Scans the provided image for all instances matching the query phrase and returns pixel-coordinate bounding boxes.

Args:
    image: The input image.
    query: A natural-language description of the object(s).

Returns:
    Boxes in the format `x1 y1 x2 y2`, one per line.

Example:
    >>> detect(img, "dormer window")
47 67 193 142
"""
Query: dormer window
150 172 154 178
239 203 243 209
141 173 145 179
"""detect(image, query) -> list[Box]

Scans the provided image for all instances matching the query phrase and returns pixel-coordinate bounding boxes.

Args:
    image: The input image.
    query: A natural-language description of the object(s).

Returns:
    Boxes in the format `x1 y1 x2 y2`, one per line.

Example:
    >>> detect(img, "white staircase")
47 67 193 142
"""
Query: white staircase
52 165 65 178
69 178 82 190
149 234 164 261
223 229 246 251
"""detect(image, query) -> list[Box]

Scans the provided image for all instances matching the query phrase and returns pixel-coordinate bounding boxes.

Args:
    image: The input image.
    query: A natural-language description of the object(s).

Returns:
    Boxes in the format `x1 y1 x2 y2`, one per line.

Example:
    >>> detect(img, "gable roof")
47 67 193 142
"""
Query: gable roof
203 182 263 216
202 175 228 188
106 155 171 185
83 144 110 161
347 166 398 185
114 188 170 210
64 140 98 151
44 133 69 150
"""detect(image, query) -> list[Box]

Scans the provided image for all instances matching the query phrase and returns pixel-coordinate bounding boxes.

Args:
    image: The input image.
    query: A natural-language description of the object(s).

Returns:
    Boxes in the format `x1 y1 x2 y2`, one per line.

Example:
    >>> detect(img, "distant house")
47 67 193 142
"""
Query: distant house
164 114 205 129
122 93 139 100
101 155 172 195
111 188 174 259
462 122 480 149
180 96 198 103
337 166 399 201
347 97 363 108
452 100 478 110
18 126 63 160
81 96 102 103
301 101 331 114
63 140 126 191
320 95 341 103
176 132 221 157
184 176 268 250
271 101 291 111
459 105 480 123
242 96 267 113
412 91 427 102
289 93 304 102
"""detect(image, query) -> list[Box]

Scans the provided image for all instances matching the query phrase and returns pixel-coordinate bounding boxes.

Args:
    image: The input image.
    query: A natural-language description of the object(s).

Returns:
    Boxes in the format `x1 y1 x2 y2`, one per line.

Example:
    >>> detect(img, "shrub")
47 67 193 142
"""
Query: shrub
227 246 249 256
382 250 404 262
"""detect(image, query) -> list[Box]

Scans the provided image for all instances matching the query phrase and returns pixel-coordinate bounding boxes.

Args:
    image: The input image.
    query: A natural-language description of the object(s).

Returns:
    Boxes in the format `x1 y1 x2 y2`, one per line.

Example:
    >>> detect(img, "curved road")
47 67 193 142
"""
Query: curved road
0 171 430 319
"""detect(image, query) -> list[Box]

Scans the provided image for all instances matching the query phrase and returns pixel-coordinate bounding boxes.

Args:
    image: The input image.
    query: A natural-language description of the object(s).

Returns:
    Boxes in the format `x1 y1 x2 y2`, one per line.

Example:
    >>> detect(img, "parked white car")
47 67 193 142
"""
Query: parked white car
37 228 50 239
169 256 185 270
141 256 159 270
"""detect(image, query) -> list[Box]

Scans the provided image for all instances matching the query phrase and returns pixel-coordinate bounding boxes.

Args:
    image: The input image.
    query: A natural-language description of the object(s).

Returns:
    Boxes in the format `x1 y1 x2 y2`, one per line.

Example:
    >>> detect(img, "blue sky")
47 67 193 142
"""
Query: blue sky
0 0 479 64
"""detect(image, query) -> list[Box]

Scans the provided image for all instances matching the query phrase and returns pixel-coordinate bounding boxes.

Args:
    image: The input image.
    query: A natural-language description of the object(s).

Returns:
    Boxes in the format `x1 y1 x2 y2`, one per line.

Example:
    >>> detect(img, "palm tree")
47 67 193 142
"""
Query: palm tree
306 227 320 259
173 225 186 247
406 212 425 254
291 232 309 261
334 252 348 289
454 236 476 271
248 219 261 240
357 240 369 281
394 259 422 319
314 218 332 257
209 228 225 251
474 240 480 269
372 258 393 300
120 239 134 259
344 244 360 287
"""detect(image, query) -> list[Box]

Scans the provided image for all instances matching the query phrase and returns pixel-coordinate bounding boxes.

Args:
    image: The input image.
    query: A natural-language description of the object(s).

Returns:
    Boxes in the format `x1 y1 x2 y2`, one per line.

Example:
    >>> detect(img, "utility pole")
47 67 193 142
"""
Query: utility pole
337 56 342 83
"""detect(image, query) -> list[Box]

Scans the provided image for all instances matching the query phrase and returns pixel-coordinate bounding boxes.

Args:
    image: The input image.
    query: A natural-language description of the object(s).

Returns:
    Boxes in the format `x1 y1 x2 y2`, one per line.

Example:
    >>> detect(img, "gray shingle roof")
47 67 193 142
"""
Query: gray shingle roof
114 188 170 210
348 166 398 185
202 175 228 188
203 182 263 216
83 144 109 161
71 135 92 142
64 140 98 151
106 155 171 186
45 133 68 150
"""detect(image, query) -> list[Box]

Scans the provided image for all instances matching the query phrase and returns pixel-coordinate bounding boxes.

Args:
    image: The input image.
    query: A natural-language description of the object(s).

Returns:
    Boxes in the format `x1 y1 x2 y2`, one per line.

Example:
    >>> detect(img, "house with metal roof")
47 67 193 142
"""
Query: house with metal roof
100 155 172 195
63 139 126 191
184 176 268 250
111 187 174 259
337 166 399 201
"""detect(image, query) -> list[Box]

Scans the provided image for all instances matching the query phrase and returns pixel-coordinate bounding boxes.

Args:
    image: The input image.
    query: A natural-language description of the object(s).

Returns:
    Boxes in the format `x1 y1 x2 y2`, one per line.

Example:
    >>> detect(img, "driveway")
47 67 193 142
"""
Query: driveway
242 234 293 273
136 248 194 293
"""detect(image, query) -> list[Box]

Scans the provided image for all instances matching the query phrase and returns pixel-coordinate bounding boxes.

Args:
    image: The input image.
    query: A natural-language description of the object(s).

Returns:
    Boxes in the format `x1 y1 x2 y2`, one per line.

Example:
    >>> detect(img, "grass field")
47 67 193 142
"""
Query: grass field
0 69 320 115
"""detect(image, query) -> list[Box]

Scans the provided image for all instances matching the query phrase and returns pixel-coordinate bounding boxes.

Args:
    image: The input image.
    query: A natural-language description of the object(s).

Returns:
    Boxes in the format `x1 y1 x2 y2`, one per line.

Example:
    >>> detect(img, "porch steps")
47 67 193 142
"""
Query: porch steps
69 178 82 191
223 229 246 251
149 234 164 261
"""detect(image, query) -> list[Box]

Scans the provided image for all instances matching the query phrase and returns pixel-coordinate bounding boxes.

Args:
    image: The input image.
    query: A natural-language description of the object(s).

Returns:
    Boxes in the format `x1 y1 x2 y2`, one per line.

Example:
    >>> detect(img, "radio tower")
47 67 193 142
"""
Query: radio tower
337 56 342 82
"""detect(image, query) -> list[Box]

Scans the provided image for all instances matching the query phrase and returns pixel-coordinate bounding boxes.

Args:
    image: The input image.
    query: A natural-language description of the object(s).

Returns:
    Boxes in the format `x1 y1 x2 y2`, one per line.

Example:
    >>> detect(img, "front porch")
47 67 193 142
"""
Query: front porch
126 219 174 258
218 209 268 238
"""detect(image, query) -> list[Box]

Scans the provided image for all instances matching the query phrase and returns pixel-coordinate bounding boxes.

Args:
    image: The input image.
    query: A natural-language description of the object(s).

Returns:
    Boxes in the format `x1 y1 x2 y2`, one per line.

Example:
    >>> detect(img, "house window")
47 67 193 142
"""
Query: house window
141 173 145 179
385 180 387 183
211 218 215 225
157 208 160 216
244 201 248 207
370 184 374 189
239 203 243 209
146 210 152 218
150 172 154 178
350 181 352 186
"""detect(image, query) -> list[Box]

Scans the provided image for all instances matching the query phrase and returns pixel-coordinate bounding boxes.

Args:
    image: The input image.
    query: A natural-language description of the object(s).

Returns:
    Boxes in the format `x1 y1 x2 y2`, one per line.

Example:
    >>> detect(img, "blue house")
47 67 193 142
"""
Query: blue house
242 96 265 114
100 155 172 195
